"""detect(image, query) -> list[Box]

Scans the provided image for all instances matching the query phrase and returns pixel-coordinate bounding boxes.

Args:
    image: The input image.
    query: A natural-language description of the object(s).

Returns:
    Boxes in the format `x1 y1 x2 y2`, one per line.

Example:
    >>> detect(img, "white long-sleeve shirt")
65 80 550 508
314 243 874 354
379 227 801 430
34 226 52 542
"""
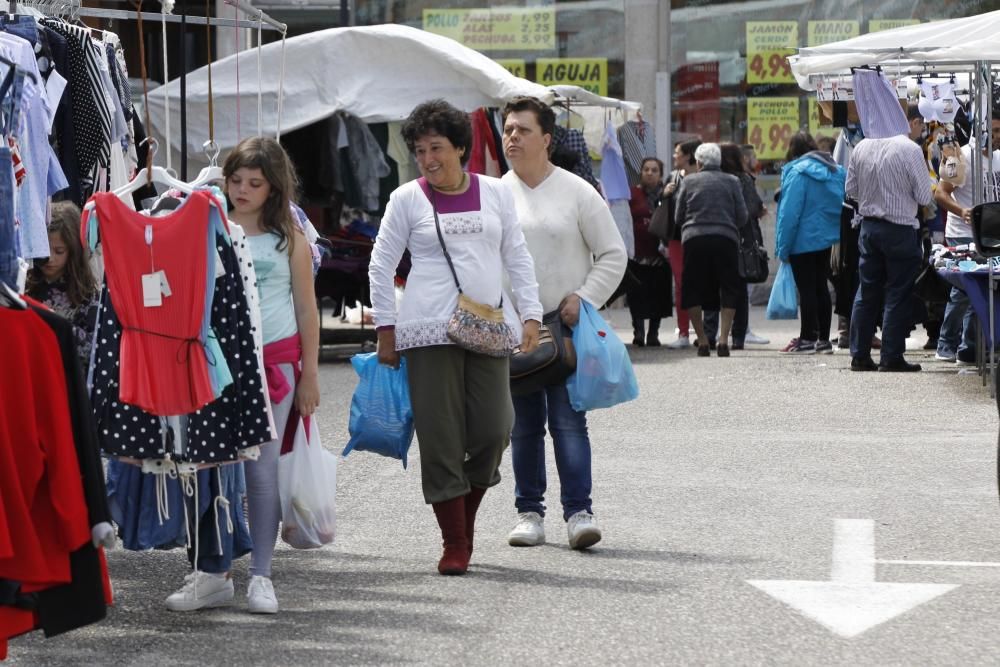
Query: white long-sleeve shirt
369 175 542 351
502 167 627 312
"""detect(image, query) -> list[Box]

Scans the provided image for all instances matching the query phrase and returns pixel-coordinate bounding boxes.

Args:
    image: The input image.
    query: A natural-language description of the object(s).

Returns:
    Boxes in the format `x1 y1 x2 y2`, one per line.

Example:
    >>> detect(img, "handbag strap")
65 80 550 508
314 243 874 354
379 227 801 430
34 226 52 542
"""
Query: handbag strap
428 187 464 295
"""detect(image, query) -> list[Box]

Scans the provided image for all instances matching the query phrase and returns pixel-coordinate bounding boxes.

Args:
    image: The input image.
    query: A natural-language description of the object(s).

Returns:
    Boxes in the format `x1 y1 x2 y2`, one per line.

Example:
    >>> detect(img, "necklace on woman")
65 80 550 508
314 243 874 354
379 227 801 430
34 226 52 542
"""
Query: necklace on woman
433 172 467 193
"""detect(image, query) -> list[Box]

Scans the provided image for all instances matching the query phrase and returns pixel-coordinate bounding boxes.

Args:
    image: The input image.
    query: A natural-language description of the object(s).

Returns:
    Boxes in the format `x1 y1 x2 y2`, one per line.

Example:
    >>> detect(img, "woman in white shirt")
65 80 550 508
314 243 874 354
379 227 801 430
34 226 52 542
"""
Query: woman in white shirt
369 99 542 576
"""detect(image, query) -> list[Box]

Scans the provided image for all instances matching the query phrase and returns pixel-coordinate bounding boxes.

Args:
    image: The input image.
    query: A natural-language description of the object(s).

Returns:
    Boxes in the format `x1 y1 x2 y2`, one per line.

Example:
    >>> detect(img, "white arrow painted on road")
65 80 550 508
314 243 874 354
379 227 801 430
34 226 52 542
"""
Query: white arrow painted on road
748 519 959 638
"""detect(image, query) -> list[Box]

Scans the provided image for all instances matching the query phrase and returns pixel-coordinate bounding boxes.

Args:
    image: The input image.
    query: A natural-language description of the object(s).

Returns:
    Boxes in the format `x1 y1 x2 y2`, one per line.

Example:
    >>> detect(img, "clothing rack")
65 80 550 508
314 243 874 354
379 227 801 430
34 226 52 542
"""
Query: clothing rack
7 0 286 32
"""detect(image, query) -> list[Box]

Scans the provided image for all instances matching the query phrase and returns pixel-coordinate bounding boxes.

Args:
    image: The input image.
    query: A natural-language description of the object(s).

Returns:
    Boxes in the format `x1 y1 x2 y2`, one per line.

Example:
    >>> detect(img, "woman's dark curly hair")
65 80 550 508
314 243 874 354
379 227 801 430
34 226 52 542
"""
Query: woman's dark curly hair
401 99 473 166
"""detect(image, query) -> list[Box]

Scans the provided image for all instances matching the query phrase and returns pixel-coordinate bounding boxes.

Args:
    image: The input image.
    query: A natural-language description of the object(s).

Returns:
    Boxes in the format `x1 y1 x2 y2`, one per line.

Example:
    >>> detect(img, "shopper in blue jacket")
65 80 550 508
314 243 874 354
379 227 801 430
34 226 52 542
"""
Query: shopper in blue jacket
775 132 846 354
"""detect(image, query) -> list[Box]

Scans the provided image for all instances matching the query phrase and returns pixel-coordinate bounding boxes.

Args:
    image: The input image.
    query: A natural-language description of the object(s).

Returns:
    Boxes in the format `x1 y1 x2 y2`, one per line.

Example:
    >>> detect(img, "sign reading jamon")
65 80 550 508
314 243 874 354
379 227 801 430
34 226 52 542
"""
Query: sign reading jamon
536 58 607 97
745 21 796 84
423 7 555 51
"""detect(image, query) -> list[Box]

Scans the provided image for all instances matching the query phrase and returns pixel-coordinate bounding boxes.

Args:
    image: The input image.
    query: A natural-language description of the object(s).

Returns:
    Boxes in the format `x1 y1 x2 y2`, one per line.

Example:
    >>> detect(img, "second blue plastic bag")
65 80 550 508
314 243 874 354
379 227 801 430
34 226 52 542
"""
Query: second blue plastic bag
342 352 415 468
766 262 798 320
566 300 639 412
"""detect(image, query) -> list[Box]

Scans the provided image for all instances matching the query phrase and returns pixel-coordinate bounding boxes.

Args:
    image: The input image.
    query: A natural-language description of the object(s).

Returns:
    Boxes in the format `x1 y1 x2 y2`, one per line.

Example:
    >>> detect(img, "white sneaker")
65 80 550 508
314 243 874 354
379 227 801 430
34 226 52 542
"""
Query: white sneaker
566 511 602 550
508 512 545 546
666 336 691 349
165 571 234 611
744 330 770 345
247 575 279 614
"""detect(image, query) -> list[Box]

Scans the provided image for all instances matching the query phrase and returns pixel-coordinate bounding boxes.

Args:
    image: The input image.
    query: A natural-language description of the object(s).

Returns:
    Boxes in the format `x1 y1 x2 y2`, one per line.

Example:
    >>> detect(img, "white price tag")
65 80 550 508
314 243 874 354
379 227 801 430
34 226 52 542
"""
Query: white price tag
157 270 172 297
142 273 162 307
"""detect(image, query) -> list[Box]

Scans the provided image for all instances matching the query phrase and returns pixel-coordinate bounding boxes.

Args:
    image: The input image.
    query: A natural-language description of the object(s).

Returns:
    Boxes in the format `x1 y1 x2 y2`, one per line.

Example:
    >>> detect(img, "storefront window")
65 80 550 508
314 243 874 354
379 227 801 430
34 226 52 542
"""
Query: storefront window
670 0 999 174
262 0 627 100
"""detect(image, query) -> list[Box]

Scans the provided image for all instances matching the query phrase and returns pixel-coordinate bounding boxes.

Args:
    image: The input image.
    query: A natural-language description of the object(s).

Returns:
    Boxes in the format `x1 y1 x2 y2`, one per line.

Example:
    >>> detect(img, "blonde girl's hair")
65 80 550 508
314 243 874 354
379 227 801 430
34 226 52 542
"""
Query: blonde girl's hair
27 201 96 307
222 136 300 252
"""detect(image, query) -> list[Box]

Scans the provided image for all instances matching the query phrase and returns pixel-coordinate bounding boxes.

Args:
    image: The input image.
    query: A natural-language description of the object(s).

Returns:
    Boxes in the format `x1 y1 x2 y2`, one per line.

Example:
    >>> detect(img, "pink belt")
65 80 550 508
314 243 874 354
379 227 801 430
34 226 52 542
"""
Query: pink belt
263 334 310 454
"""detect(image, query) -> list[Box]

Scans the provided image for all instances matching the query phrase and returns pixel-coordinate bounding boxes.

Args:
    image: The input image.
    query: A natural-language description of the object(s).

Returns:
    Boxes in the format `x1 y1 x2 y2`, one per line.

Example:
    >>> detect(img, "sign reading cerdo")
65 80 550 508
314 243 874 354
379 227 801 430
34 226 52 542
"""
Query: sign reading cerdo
745 21 796 84
536 58 607 97
495 59 527 78
807 20 859 46
747 98 799 161
423 7 555 51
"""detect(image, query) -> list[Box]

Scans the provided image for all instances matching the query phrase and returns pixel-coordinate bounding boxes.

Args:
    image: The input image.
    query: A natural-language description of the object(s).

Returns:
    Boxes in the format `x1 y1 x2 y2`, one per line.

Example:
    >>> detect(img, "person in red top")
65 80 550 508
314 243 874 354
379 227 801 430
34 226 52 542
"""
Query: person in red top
627 157 673 346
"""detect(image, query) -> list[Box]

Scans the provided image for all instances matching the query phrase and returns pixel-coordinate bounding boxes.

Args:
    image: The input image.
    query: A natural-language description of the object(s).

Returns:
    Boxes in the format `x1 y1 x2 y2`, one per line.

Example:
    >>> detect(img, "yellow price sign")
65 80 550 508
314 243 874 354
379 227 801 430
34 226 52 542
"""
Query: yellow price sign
807 20 859 46
869 19 920 33
536 58 607 96
747 98 799 161
496 59 526 78
746 21 797 84
423 8 555 51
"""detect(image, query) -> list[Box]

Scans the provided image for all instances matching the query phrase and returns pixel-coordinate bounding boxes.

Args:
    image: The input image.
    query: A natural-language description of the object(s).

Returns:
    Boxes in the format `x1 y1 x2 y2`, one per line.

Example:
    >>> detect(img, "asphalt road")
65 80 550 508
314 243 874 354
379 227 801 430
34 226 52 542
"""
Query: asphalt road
9 307 1000 666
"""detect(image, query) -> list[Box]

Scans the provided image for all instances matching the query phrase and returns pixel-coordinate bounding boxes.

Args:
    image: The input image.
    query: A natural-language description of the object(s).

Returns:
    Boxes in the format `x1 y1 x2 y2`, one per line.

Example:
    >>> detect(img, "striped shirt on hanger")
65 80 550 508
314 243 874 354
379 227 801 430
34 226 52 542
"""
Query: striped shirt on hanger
846 134 933 228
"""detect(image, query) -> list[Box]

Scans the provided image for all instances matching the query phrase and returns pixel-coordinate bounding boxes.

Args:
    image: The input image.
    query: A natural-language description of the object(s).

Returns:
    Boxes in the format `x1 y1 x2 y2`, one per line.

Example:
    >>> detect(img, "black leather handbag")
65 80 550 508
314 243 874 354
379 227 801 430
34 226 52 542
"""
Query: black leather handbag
738 242 769 283
509 310 576 397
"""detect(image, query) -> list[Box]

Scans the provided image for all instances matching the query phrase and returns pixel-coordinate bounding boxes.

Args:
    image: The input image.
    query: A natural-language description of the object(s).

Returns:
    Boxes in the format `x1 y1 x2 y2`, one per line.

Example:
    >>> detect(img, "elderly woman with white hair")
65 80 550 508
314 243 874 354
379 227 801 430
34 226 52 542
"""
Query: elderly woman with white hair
673 142 749 357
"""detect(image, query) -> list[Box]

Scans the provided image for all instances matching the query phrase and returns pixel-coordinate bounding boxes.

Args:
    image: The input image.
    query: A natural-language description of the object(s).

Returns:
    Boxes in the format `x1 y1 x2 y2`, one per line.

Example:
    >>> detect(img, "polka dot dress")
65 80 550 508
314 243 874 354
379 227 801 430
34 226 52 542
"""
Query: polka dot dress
92 233 272 462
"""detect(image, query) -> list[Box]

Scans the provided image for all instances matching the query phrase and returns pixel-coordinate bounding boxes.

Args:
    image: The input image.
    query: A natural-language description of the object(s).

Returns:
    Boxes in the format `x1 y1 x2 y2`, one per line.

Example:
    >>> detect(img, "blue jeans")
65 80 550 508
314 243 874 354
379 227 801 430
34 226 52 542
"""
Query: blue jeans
937 236 976 357
511 383 593 521
850 219 921 363
0 68 17 288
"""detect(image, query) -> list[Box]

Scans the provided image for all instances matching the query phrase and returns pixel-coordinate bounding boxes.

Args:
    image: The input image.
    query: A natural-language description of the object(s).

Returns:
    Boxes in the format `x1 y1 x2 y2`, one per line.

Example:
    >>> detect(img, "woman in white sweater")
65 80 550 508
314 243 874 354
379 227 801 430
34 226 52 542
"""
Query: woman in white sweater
500 97 627 551
368 100 542 576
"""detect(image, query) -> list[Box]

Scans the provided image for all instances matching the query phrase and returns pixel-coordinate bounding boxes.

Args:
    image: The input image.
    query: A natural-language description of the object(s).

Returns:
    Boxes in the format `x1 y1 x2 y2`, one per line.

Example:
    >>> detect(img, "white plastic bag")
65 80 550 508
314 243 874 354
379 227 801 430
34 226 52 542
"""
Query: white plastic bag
278 418 337 549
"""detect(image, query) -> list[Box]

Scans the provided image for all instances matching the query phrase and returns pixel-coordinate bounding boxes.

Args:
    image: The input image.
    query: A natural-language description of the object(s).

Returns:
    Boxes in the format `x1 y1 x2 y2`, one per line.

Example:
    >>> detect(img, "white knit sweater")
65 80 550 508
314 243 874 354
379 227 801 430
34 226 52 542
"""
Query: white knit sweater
501 167 627 313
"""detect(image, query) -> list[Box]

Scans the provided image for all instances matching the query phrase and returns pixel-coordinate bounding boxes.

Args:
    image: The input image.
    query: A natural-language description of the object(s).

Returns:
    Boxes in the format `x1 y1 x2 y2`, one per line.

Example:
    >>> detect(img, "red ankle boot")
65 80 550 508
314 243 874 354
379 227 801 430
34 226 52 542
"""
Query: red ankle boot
464 486 487 558
431 497 470 575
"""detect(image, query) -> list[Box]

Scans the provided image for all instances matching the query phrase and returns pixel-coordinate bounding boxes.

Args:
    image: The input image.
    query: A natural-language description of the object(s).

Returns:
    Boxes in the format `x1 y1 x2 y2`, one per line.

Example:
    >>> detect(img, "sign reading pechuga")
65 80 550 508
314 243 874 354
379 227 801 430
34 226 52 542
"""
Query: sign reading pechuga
423 7 555 51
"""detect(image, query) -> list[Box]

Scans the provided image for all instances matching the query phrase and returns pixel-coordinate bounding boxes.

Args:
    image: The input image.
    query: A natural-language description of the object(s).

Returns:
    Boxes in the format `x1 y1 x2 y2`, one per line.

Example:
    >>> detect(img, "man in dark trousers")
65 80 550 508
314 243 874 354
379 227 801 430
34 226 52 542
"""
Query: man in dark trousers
846 127 933 372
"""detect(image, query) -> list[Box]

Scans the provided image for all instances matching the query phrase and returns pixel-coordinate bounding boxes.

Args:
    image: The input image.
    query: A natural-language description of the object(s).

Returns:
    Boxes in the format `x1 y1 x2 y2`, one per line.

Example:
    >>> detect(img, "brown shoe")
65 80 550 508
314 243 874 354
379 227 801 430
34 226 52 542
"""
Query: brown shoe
697 344 710 357
717 344 730 357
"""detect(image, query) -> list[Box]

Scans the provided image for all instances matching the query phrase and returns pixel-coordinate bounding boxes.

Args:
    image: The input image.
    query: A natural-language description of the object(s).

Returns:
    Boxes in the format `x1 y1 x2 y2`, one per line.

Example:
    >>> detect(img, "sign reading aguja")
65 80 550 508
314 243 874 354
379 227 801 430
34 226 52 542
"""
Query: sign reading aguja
745 21 796 84
536 58 607 96
423 7 555 51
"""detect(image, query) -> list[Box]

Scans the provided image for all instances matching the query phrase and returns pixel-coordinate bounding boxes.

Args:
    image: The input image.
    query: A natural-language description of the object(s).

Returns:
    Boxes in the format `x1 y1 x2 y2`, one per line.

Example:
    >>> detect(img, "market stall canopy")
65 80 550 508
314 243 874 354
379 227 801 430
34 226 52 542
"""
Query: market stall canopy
789 9 1000 89
550 85 642 114
148 23 555 168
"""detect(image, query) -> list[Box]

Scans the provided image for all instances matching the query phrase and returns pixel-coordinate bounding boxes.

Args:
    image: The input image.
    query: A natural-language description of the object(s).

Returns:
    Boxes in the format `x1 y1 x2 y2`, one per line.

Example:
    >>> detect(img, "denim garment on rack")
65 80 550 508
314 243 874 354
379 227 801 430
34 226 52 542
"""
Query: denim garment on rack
0 67 20 288
0 15 38 51
106 458 252 562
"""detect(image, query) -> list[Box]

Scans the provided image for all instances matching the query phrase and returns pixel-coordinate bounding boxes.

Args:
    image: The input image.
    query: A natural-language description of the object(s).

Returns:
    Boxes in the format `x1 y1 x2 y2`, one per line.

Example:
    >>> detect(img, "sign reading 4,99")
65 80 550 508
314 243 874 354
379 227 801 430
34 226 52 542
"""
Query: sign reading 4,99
747 98 799 161
746 21 797 84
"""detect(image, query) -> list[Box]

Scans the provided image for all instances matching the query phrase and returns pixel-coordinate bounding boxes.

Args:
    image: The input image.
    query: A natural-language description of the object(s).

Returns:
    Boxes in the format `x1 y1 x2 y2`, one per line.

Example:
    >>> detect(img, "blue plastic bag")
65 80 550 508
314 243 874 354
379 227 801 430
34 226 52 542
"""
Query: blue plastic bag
342 353 415 468
566 300 639 411
766 262 798 320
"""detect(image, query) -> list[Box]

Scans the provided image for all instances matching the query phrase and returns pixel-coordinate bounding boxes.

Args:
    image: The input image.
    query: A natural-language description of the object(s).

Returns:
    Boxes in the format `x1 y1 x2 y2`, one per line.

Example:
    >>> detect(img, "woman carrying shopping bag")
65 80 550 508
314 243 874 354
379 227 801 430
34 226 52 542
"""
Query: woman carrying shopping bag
774 132 846 354
369 99 543 576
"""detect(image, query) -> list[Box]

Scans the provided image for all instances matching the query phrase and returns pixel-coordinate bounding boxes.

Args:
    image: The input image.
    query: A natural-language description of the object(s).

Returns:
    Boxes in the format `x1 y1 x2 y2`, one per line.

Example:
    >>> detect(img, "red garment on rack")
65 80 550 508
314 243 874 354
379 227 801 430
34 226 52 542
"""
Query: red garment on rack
0 307 91 655
91 191 215 415
0 308 89 586
468 109 501 177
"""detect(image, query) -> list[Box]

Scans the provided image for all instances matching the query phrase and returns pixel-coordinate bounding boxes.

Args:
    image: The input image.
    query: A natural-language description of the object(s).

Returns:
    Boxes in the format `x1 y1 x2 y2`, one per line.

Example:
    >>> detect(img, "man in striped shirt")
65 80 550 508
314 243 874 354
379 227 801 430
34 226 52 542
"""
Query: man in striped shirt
846 133 934 372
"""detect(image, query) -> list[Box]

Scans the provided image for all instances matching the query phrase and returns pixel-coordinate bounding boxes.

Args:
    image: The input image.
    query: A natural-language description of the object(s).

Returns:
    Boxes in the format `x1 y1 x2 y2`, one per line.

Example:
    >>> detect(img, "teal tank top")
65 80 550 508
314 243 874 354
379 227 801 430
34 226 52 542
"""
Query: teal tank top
246 232 298 345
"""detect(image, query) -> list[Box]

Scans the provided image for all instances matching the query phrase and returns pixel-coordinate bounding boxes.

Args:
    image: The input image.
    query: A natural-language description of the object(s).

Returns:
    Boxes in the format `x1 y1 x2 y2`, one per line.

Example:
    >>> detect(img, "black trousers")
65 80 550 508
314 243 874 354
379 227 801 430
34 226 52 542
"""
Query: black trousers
789 248 833 342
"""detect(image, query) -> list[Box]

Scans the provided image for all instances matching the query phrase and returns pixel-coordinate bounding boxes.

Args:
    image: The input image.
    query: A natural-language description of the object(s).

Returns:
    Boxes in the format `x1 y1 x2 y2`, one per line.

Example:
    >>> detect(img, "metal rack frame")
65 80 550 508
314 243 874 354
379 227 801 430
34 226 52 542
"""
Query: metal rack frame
5 0 286 33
